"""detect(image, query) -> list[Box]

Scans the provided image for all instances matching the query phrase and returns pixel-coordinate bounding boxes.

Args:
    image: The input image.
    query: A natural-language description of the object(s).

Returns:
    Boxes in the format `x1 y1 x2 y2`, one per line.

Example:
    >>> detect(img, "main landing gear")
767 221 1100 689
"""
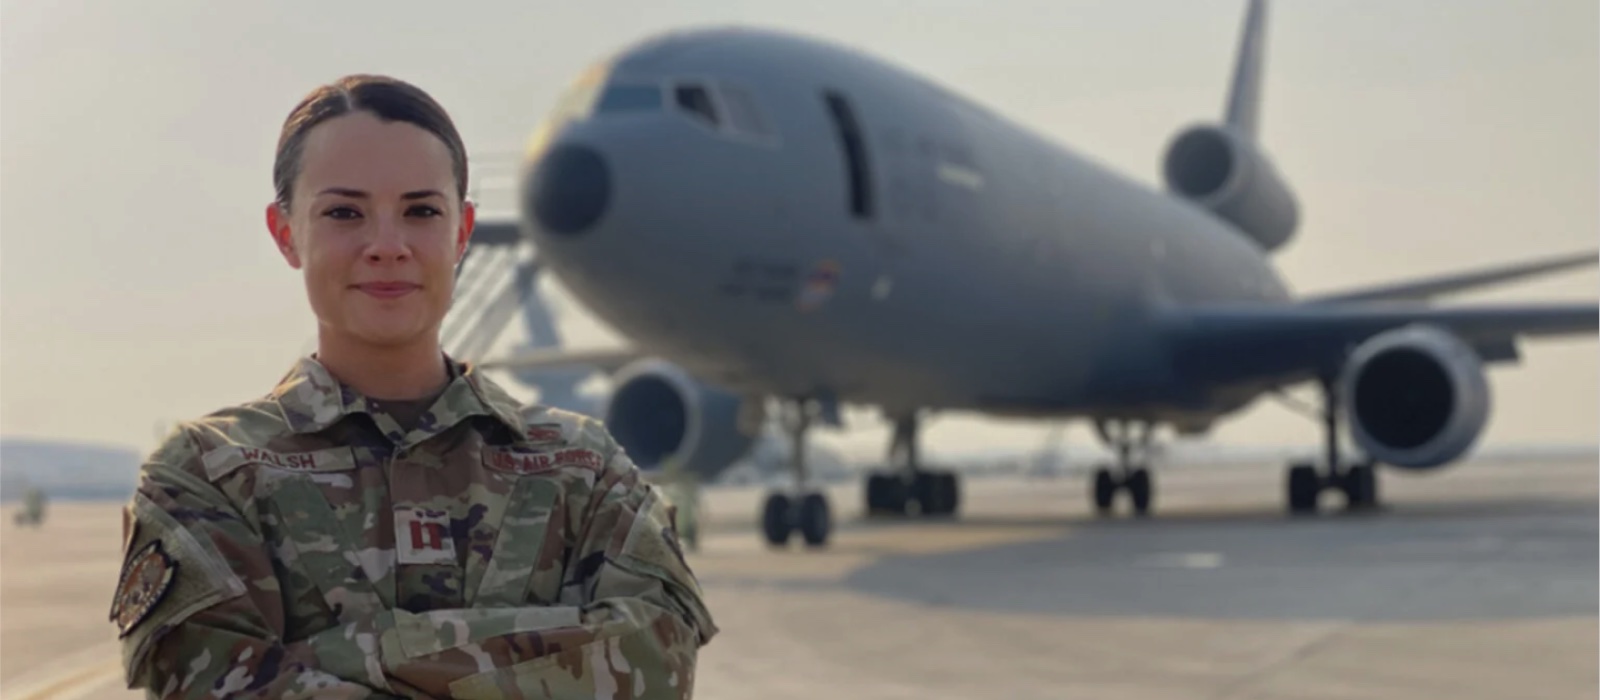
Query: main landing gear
760 399 833 548
1285 376 1381 515
1089 419 1157 517
863 412 961 519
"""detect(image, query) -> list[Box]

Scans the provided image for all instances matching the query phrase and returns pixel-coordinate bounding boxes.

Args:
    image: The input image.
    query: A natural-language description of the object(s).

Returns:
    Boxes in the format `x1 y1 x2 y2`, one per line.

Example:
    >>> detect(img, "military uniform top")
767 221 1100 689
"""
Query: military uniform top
112 356 717 699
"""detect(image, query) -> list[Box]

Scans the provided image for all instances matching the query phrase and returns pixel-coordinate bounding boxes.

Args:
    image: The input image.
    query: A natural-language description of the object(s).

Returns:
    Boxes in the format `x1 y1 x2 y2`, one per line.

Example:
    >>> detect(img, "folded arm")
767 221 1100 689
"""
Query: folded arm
119 453 405 699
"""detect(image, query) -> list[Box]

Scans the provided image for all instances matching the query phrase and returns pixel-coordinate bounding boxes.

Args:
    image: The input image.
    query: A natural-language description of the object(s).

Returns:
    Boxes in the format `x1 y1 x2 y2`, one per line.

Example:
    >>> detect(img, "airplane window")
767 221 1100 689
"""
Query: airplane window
596 84 663 113
717 84 770 137
674 85 719 127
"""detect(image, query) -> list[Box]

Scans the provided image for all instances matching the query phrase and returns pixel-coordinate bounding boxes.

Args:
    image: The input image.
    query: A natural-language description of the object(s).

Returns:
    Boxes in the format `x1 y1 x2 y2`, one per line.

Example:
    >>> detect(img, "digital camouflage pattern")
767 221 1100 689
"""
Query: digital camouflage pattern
113 356 717 699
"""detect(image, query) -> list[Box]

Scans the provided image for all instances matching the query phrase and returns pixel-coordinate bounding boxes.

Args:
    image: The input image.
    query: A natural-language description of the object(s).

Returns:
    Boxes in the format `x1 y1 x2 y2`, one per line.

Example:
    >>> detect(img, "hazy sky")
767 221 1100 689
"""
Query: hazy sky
3 0 1595 463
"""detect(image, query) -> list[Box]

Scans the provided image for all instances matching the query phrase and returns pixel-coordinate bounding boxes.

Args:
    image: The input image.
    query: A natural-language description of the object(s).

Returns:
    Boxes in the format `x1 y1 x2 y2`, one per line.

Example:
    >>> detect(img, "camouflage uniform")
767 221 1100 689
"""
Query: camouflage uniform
111 356 716 699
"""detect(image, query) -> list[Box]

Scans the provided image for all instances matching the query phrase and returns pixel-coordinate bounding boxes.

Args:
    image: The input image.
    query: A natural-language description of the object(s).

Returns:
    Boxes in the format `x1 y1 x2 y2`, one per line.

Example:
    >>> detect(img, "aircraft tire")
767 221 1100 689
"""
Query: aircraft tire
799 493 831 547
1092 468 1116 515
762 493 793 547
912 472 946 516
1286 464 1320 515
864 474 886 515
940 472 961 517
1344 463 1379 510
1128 468 1153 516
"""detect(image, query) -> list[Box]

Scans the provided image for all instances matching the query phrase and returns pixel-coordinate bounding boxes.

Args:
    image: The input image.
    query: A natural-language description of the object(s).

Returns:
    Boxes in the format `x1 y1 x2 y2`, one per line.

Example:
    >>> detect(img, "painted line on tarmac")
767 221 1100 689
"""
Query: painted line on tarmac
3 659 123 700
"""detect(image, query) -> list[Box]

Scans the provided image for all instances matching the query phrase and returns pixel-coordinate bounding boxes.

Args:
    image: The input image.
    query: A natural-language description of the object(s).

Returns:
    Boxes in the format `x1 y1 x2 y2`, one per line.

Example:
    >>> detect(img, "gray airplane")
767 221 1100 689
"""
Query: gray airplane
469 0 1598 548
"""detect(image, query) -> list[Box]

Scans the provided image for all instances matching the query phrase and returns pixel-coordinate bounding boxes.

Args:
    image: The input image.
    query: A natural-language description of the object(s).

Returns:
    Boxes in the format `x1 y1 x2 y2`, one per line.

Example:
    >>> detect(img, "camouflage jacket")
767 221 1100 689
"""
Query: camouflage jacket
112 356 716 699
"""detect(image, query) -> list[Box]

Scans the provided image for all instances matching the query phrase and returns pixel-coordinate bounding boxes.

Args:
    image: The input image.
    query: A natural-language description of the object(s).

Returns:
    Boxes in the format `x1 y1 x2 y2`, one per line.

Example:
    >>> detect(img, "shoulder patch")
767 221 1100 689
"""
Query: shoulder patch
111 540 177 639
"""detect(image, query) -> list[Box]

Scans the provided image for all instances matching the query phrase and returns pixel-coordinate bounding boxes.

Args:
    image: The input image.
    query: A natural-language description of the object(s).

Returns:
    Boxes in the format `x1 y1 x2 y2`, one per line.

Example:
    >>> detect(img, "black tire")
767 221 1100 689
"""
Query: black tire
1128 468 1153 516
799 493 831 547
940 472 961 517
864 474 885 515
881 476 910 515
1345 463 1379 510
1092 467 1116 514
762 493 793 547
912 472 945 517
1287 463 1320 515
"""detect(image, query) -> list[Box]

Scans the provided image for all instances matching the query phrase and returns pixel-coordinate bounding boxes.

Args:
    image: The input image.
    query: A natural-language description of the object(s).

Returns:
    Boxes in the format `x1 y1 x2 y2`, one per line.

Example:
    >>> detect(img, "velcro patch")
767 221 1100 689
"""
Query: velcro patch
110 540 177 639
202 445 357 482
482 448 557 475
525 424 565 446
396 507 457 566
551 448 603 471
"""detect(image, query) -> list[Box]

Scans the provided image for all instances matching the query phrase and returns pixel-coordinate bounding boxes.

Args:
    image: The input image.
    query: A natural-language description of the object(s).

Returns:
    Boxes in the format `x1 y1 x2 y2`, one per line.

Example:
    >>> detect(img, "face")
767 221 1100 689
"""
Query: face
266 111 475 351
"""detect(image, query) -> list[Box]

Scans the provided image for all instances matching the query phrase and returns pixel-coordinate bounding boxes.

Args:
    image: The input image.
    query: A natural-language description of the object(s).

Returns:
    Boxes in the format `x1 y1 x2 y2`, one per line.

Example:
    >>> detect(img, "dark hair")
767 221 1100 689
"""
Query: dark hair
272 74 469 209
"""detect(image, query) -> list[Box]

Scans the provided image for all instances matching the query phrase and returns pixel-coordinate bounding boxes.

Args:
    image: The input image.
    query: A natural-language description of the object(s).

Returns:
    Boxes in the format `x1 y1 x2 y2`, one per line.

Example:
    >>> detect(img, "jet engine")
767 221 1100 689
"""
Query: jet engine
602 358 766 481
1340 325 1491 470
1162 124 1299 253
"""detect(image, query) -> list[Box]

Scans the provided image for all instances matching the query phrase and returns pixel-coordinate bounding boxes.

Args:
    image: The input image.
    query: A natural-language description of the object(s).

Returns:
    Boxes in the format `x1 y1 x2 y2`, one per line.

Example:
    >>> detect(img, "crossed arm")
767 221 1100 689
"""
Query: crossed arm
120 450 714 700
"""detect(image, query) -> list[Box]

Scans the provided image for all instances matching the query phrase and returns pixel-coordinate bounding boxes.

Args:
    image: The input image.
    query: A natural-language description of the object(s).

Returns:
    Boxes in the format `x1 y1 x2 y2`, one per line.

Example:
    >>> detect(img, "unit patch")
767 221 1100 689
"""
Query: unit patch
110 540 176 639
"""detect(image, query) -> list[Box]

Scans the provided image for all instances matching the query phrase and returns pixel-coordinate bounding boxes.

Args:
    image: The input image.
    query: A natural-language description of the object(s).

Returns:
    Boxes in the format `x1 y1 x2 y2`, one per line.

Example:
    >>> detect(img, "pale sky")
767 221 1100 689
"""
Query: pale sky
2 0 1596 464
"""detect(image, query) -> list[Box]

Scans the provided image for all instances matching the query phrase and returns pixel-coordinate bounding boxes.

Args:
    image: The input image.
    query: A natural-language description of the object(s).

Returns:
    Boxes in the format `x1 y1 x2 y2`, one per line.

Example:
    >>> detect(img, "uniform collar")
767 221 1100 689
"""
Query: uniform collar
272 354 526 445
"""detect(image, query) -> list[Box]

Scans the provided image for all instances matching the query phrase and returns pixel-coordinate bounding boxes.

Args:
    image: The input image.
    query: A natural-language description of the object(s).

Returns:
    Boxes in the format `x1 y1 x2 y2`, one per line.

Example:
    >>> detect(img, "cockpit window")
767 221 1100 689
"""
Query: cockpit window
596 84 663 113
717 84 770 137
674 85 719 127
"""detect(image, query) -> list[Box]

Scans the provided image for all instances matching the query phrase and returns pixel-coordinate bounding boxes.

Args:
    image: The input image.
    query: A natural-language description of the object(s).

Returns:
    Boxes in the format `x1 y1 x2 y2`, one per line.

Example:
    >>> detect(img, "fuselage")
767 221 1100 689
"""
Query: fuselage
520 28 1291 424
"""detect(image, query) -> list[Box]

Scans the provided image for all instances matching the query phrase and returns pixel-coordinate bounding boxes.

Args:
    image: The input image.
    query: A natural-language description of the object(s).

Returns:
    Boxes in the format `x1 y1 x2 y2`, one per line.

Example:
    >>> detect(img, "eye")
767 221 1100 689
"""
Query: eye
407 204 444 218
322 205 362 220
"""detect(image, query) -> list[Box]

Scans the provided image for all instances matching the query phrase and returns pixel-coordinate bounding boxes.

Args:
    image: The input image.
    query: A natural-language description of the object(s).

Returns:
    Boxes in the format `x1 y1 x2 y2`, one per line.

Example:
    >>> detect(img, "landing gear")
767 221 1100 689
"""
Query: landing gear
1089 419 1157 517
863 412 961 518
760 399 834 548
1285 377 1382 515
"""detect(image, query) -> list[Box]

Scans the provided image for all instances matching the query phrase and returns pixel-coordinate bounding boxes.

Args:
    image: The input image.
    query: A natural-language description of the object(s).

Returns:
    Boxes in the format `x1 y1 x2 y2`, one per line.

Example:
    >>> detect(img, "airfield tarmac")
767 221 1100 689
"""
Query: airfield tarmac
1 458 1594 699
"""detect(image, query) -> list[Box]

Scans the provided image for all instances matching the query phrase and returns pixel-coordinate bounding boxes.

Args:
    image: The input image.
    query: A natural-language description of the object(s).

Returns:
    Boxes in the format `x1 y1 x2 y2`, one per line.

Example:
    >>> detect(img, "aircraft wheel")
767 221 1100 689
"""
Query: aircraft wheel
798 493 831 547
1286 463 1320 515
1345 463 1379 510
1127 468 1153 516
912 472 947 516
1091 467 1116 515
761 493 793 547
864 474 886 515
940 472 961 517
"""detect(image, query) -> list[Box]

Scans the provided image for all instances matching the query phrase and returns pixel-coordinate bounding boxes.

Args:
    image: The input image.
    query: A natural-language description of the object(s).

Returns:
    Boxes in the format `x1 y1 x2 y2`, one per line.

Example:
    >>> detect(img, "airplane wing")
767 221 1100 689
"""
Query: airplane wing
1301 250 1597 304
1162 301 1597 386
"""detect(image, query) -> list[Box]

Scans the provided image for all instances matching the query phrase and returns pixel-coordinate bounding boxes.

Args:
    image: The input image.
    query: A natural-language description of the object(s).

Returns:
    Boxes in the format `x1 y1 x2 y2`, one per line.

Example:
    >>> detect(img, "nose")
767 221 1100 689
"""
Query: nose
524 143 610 236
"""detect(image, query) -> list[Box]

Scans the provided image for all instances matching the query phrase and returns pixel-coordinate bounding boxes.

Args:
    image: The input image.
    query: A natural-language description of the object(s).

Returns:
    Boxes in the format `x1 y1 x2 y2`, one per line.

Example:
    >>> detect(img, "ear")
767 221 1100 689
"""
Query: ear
265 201 303 269
456 199 477 262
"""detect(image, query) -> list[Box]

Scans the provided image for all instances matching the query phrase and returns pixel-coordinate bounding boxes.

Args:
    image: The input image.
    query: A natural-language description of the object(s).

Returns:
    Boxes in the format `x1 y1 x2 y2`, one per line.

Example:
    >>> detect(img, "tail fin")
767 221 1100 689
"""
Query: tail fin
1224 0 1268 140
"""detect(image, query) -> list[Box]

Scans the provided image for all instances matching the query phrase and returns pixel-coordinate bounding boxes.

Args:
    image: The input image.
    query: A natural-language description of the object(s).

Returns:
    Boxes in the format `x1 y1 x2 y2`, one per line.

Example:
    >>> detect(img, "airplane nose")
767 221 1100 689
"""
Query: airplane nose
525 143 610 236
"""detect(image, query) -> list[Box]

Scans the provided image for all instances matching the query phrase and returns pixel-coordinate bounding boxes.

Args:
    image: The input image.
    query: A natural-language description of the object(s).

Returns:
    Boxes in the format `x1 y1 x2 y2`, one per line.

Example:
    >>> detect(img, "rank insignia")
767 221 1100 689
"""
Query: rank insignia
110 540 176 638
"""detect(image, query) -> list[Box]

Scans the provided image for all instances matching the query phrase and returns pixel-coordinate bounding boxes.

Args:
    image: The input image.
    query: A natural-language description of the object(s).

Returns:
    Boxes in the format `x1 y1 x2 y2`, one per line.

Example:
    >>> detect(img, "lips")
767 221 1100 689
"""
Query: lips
354 282 421 299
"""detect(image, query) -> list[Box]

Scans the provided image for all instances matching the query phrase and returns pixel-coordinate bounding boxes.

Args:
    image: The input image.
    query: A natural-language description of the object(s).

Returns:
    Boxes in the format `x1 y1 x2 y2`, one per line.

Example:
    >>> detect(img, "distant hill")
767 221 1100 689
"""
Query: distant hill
0 438 142 502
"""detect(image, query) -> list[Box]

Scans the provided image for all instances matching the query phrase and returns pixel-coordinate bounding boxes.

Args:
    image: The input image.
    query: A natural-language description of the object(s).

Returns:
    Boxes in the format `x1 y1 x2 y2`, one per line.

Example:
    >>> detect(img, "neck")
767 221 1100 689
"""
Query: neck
314 330 451 401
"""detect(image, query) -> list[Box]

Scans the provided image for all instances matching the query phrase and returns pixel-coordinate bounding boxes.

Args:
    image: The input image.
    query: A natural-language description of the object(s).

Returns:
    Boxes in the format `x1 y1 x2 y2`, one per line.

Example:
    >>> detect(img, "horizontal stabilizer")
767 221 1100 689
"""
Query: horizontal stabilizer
1304 251 1598 304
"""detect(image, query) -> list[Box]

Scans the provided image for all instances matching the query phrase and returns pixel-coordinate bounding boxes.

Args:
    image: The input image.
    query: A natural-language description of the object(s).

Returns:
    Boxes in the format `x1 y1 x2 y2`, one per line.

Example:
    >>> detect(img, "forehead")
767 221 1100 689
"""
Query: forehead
295 111 455 195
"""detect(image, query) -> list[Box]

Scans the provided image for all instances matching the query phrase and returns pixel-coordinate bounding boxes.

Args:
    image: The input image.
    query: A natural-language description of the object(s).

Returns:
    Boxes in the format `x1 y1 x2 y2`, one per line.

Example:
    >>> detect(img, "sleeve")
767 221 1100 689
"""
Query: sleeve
115 432 406 700
375 442 719 700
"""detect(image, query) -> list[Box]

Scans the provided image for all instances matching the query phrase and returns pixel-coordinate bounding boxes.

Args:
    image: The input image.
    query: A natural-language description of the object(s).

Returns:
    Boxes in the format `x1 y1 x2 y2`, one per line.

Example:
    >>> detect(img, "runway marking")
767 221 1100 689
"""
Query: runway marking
3 659 122 700
1141 551 1225 569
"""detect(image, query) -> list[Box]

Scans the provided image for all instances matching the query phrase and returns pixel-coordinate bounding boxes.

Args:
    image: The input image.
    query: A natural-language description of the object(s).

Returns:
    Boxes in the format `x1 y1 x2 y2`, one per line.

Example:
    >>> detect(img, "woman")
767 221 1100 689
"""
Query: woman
111 74 716 699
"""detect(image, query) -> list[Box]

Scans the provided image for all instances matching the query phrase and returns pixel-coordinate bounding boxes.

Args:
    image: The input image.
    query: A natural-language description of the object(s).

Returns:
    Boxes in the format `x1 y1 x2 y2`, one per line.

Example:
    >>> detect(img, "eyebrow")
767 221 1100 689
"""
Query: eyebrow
317 187 446 200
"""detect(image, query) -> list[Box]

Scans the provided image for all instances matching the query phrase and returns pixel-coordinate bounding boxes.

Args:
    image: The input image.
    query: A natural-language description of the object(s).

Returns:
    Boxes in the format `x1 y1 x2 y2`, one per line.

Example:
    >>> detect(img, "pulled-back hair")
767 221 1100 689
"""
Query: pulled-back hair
272 74 468 209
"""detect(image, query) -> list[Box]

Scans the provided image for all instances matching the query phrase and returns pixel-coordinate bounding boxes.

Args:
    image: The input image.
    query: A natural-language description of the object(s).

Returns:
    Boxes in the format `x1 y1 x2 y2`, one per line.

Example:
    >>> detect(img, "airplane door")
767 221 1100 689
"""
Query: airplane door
821 89 907 258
